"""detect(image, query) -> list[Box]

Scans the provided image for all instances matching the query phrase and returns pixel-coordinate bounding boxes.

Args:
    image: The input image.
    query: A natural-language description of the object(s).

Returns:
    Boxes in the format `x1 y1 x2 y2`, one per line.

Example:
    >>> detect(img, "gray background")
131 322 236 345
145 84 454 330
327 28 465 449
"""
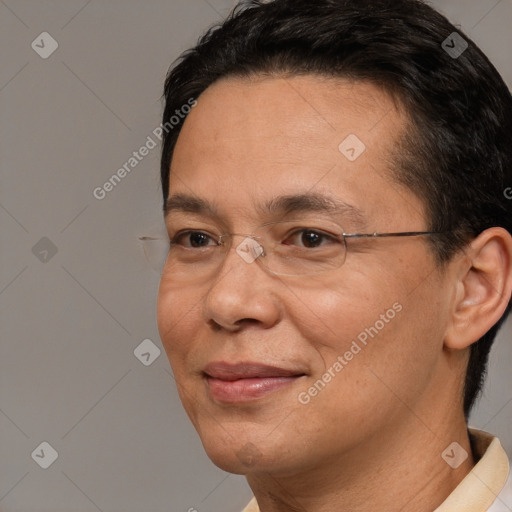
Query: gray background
0 1 511 511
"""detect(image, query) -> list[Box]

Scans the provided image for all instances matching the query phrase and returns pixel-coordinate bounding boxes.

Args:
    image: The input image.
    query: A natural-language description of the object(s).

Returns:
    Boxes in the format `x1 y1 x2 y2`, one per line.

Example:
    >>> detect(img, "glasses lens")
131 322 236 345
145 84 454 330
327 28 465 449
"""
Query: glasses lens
140 219 346 277
139 237 170 274
255 220 346 276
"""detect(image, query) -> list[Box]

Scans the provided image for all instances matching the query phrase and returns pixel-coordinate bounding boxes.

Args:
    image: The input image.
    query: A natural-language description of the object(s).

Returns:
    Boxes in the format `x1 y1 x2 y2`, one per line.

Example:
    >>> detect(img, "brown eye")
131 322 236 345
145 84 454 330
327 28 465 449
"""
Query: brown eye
284 229 338 248
172 231 217 248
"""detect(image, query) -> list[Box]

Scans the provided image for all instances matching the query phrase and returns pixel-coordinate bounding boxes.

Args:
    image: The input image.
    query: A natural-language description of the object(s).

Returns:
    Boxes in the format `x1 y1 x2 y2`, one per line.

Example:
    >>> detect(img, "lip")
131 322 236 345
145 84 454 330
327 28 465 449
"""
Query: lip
203 361 307 403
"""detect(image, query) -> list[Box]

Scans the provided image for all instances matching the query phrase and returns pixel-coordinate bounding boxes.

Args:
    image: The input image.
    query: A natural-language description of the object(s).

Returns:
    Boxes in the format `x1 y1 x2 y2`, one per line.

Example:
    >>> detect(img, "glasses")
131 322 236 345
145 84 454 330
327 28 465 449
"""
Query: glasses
138 218 445 277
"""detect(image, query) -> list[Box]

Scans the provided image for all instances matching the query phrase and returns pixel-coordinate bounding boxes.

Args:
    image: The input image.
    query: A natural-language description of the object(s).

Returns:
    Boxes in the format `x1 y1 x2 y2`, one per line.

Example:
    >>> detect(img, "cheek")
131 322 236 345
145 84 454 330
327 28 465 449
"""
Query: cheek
286 272 398 357
156 281 206 425
329 286 443 420
156 277 201 367
288 268 439 404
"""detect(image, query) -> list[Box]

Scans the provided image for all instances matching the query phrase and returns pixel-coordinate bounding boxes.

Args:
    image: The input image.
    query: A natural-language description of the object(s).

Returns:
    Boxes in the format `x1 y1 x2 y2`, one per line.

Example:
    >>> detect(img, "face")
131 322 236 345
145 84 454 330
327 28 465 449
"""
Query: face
157 75 454 477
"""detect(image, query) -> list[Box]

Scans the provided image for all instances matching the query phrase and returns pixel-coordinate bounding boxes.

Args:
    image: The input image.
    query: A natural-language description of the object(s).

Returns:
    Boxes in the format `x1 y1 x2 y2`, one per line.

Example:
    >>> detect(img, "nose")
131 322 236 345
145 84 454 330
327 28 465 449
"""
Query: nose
202 235 282 331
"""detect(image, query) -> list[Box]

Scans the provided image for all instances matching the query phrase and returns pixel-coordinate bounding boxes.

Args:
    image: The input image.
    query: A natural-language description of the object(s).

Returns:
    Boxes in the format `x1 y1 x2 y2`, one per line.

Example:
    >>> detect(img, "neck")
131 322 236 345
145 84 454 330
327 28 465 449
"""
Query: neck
245 411 475 512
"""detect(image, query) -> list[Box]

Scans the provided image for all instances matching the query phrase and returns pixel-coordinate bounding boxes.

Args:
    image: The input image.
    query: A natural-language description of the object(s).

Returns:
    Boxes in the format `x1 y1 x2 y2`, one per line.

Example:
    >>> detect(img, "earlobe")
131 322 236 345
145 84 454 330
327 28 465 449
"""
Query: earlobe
445 227 512 350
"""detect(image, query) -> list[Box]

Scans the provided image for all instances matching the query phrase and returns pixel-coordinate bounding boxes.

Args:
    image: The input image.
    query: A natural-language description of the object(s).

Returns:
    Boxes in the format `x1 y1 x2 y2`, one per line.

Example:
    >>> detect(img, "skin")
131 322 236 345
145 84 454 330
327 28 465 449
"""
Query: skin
156 75 512 512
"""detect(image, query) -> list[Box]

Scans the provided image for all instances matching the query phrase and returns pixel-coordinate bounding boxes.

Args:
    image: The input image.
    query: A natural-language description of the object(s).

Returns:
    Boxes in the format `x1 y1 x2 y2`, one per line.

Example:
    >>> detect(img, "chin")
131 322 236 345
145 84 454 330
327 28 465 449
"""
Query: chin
199 433 272 474
204 446 260 474
208 455 254 475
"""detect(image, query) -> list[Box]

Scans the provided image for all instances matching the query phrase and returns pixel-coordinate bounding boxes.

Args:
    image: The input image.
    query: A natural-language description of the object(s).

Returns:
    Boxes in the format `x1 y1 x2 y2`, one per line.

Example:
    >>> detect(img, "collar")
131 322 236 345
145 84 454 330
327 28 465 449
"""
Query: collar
434 428 509 511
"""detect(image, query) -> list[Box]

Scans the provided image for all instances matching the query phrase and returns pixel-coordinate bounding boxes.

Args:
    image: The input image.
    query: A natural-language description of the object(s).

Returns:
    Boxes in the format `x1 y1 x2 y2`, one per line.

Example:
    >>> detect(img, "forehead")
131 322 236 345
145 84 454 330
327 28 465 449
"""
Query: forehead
174 74 401 157
168 74 423 227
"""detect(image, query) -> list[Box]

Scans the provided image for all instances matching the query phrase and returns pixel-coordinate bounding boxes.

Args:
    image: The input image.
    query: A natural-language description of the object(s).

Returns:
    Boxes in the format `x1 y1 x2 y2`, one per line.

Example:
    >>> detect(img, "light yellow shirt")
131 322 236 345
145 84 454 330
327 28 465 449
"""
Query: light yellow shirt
241 428 510 512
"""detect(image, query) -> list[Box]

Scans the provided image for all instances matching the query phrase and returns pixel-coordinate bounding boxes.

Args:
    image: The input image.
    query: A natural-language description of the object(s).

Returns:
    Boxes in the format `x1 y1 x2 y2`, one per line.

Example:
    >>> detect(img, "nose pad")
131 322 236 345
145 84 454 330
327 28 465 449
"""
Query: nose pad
235 237 265 264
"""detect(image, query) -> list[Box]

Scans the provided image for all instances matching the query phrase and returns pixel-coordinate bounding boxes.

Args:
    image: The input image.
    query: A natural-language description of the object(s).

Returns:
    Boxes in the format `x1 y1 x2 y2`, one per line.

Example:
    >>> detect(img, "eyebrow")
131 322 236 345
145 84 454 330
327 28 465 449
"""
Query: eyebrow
164 192 367 228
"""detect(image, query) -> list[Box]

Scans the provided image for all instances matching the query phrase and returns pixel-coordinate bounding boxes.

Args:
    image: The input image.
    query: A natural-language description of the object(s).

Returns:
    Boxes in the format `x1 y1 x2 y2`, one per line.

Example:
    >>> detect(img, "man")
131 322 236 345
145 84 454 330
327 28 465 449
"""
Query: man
154 0 512 510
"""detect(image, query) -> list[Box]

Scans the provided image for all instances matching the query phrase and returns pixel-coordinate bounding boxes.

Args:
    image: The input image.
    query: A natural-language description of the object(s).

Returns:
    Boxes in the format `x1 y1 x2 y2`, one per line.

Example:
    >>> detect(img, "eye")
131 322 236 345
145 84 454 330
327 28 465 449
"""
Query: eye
283 229 340 249
171 230 218 248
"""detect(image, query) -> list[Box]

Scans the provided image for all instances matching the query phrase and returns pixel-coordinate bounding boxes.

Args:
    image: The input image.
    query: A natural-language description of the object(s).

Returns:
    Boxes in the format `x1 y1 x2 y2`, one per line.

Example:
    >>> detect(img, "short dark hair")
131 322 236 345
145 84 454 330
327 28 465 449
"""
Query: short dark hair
159 0 512 418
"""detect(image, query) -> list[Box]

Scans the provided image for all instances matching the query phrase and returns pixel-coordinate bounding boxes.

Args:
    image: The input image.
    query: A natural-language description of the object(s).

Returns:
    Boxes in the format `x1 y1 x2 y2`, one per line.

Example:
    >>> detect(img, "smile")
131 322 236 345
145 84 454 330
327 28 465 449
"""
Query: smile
202 361 307 403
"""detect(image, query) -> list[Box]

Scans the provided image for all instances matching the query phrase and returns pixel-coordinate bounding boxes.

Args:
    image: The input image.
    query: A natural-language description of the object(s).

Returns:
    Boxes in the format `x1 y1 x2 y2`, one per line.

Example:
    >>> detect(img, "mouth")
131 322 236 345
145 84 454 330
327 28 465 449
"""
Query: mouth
203 361 307 403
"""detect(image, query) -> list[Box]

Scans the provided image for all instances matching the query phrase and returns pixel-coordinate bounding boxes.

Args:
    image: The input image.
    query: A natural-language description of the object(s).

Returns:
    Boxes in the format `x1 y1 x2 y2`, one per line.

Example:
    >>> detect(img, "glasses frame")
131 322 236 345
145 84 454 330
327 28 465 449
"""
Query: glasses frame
138 224 447 277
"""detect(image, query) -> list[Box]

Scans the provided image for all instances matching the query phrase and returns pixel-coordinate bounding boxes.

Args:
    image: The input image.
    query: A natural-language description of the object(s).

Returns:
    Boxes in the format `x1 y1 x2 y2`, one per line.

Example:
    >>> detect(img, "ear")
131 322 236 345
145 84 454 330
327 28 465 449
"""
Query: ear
445 227 512 350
